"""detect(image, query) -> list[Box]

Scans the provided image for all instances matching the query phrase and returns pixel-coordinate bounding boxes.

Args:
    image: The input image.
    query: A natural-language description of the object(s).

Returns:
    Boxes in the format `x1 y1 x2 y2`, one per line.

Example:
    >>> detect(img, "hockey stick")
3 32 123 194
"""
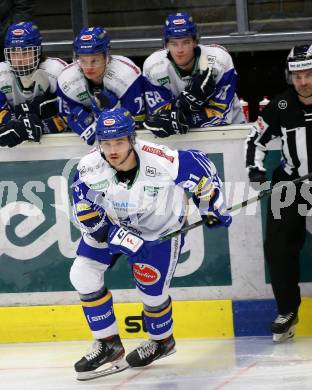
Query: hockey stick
158 171 312 242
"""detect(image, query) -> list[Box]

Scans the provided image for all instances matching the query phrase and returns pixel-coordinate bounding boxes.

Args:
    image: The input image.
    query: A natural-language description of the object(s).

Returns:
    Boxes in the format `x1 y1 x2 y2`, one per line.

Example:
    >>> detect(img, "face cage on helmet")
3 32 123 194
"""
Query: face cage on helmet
4 46 41 76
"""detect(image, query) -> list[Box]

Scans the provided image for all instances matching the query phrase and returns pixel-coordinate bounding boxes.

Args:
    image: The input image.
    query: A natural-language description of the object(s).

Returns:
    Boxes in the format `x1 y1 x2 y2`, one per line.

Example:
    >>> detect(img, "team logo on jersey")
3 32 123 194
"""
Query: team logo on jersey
80 34 92 41
278 100 287 110
12 29 24 36
104 118 116 126
132 263 161 285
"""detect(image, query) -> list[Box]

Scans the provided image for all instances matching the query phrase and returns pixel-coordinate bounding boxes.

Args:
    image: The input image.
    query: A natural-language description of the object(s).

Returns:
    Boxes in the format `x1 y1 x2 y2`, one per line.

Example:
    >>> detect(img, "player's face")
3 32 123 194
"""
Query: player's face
9 48 34 69
100 136 133 169
167 37 197 70
78 53 106 83
292 68 312 100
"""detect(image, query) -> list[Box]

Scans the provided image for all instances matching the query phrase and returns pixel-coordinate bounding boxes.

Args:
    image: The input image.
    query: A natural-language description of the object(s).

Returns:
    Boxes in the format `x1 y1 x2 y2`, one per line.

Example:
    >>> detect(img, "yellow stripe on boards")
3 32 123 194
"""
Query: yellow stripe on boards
0 300 234 343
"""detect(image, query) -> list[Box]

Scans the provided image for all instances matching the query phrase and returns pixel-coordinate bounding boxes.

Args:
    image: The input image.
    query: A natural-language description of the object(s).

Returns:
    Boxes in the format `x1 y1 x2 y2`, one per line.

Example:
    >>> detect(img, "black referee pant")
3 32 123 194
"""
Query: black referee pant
264 166 310 315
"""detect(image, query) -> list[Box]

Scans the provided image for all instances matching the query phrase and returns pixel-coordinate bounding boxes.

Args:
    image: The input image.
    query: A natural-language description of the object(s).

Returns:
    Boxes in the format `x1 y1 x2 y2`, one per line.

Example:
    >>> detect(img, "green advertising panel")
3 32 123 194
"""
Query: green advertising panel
0 154 231 294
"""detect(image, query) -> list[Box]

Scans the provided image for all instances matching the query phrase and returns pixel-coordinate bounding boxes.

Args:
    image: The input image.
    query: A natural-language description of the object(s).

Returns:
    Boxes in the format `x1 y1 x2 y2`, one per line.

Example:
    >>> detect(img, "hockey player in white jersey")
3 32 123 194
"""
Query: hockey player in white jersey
0 21 67 147
143 12 245 138
57 26 145 146
70 107 232 380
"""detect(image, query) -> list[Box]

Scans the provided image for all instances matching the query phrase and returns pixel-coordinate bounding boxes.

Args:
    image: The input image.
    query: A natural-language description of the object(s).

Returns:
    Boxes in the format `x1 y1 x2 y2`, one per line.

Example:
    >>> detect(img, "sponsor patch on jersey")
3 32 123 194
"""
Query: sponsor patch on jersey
77 91 89 101
206 55 216 64
80 34 93 41
90 180 109 191
145 166 156 177
104 118 116 126
143 185 163 196
12 29 24 36
1 85 12 94
173 19 186 25
157 76 170 86
278 100 287 110
142 145 174 163
76 202 91 212
132 263 161 285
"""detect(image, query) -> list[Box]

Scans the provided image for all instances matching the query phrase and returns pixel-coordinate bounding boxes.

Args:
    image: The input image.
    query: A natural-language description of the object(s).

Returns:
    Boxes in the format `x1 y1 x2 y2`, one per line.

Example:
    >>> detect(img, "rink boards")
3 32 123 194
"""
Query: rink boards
1 128 312 343
0 298 312 342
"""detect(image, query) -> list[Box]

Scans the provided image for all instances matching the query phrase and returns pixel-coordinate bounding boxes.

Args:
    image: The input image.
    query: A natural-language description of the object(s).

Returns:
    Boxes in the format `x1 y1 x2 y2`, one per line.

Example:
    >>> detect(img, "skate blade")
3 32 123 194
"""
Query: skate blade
273 326 296 343
76 359 129 381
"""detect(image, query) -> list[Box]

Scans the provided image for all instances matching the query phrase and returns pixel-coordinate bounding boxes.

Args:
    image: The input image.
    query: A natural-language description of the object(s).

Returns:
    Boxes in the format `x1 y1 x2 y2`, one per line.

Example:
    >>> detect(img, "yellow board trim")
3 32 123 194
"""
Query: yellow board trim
0 300 233 343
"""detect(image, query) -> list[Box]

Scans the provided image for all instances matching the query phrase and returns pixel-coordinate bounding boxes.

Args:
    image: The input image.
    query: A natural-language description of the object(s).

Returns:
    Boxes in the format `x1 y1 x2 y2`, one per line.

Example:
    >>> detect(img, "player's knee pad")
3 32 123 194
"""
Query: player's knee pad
69 255 108 294
143 296 173 340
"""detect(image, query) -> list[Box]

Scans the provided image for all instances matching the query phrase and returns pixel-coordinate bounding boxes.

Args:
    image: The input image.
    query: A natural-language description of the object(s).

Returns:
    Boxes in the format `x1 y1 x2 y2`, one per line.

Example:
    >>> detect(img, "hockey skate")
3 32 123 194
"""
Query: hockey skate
75 335 127 380
126 335 176 367
272 312 298 343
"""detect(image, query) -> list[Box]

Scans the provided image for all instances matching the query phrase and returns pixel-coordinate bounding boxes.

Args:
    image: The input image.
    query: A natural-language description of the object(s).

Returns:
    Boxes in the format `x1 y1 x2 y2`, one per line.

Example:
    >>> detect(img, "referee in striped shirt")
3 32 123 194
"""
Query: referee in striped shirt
245 44 312 343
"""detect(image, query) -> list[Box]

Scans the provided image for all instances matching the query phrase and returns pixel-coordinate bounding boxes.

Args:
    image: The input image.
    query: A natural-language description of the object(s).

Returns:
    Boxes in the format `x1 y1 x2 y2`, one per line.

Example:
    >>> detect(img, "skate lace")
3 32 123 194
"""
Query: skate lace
275 313 295 324
136 340 158 360
85 340 104 361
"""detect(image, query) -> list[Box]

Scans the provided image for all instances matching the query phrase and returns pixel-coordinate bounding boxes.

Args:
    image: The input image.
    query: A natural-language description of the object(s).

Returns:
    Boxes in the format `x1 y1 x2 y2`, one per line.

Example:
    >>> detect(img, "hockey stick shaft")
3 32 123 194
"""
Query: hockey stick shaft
159 171 312 242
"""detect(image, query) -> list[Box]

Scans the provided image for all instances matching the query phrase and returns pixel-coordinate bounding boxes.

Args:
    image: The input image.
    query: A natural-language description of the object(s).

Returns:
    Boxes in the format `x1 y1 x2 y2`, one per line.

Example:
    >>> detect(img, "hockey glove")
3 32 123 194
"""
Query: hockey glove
248 167 267 191
67 106 96 145
143 109 189 138
108 225 147 259
0 115 42 147
92 88 118 115
15 93 58 120
177 67 216 112
202 189 232 229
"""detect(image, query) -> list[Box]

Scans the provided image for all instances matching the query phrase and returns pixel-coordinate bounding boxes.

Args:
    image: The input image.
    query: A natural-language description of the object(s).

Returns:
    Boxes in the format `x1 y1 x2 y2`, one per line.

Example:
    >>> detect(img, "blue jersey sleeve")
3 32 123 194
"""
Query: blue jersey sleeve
175 149 223 215
194 68 238 127
143 76 175 114
119 74 146 128
0 91 12 125
72 171 109 242
57 83 96 144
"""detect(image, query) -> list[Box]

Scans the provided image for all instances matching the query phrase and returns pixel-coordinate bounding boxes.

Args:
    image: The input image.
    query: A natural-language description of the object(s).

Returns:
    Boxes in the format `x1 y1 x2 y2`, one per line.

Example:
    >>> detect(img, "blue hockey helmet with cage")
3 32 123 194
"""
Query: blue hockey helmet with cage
96 107 136 140
4 22 42 76
163 12 197 41
4 21 42 48
73 26 111 55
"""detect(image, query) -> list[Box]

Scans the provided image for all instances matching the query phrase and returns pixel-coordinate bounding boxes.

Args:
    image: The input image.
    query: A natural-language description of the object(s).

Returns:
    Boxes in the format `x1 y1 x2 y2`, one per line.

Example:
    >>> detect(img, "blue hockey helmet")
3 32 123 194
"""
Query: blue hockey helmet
4 22 42 76
73 26 111 55
96 107 136 140
4 21 42 48
163 12 197 41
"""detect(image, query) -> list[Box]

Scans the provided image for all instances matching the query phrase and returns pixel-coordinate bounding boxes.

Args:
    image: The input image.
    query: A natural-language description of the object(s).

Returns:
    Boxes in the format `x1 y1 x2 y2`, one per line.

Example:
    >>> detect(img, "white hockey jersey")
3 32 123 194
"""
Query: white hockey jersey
0 57 67 109
57 55 145 125
143 44 245 126
73 139 223 242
